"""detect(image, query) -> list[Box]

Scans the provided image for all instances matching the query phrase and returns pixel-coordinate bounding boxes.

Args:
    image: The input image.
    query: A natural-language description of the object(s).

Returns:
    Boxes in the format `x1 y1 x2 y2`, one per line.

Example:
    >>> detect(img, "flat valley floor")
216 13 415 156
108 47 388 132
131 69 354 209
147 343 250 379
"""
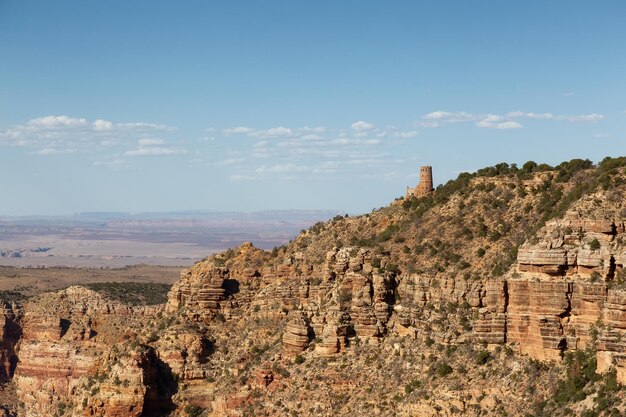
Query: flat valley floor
0 265 181 298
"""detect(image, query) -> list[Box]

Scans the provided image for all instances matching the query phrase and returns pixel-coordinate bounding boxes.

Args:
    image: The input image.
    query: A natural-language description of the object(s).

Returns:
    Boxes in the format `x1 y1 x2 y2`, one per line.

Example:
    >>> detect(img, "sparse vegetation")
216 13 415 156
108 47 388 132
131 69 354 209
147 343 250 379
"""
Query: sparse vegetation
590 238 601 251
80 282 172 305
184 405 204 417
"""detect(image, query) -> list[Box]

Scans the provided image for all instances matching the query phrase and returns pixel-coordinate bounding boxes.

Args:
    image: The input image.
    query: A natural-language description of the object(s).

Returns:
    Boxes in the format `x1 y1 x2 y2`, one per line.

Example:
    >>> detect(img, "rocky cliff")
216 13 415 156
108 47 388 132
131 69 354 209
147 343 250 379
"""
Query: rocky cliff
2 157 626 417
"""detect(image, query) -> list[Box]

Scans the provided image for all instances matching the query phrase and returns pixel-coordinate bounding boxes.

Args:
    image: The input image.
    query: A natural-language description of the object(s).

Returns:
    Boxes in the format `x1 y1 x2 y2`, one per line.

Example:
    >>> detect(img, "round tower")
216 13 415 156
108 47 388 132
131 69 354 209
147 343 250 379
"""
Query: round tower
417 166 433 195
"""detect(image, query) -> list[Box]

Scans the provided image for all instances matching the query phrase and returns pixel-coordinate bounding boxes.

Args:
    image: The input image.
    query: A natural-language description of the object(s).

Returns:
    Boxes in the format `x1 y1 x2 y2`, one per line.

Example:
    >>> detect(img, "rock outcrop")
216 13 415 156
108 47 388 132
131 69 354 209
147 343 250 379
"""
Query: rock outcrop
11 287 173 417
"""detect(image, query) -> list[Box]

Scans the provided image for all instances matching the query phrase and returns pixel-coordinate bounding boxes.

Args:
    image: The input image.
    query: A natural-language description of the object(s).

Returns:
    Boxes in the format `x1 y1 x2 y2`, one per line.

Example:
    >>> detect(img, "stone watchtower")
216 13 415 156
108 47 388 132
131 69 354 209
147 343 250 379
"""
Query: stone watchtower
406 166 434 199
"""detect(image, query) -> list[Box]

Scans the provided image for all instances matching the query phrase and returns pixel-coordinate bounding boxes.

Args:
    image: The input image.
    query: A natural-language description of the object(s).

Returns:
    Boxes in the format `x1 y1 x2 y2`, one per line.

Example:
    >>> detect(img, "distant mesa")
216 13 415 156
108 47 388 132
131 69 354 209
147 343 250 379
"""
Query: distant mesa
405 165 434 199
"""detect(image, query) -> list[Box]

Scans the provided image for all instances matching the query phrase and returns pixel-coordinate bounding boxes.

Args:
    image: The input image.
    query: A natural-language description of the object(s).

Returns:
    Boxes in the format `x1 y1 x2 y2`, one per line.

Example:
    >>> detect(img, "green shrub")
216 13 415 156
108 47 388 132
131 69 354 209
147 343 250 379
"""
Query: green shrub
553 350 600 405
377 224 400 242
436 362 453 377
0 290 26 302
476 350 491 365
385 263 401 274
184 405 204 417
404 378 421 395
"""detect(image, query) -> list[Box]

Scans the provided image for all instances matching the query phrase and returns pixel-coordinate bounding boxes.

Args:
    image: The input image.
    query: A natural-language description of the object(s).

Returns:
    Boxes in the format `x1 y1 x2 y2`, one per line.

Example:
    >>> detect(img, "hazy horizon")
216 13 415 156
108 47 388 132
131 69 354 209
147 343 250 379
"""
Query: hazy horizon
0 208 345 218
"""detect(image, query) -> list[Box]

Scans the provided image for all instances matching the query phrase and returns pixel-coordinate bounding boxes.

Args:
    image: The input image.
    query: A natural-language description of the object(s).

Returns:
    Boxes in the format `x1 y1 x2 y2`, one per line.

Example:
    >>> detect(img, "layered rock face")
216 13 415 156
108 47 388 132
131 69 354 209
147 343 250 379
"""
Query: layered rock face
10 287 173 417
167 246 402 350
282 312 311 356
507 209 626 370
165 212 626 369
164 187 626 395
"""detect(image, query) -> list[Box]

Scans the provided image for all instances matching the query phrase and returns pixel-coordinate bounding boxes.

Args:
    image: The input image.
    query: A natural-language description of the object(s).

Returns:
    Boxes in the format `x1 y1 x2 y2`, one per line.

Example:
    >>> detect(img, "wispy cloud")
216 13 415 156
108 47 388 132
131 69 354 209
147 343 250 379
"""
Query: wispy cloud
476 115 522 130
506 111 603 122
423 111 476 123
0 115 177 155
351 120 375 131
418 110 603 129
256 163 307 174
393 130 418 138
420 111 521 129
249 126 295 138
222 126 256 135
3 111 610 181
125 147 187 156
125 138 186 156
138 138 165 146
221 125 325 139
28 115 88 128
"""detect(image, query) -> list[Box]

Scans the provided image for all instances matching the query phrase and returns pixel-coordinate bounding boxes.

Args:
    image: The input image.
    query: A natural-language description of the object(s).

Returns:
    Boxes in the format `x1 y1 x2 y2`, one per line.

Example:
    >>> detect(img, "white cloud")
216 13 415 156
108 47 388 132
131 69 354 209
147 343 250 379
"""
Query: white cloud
419 110 604 130
423 111 476 123
222 125 323 139
222 126 256 135
93 119 113 130
256 163 307 174
302 134 324 141
476 114 502 126
116 122 174 131
351 121 375 131
250 126 294 138
125 147 187 156
302 126 326 133
523 112 555 120
328 138 381 146
212 112 608 183
506 111 603 122
494 121 523 129
138 138 165 146
0 115 177 154
477 115 522 129
560 113 603 122
393 131 418 138
27 115 88 128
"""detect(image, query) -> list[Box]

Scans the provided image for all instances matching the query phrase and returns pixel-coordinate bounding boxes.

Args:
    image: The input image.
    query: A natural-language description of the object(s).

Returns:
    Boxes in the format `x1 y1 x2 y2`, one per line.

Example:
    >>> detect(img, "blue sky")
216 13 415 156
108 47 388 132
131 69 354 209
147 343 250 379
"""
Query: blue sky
1 1 625 215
